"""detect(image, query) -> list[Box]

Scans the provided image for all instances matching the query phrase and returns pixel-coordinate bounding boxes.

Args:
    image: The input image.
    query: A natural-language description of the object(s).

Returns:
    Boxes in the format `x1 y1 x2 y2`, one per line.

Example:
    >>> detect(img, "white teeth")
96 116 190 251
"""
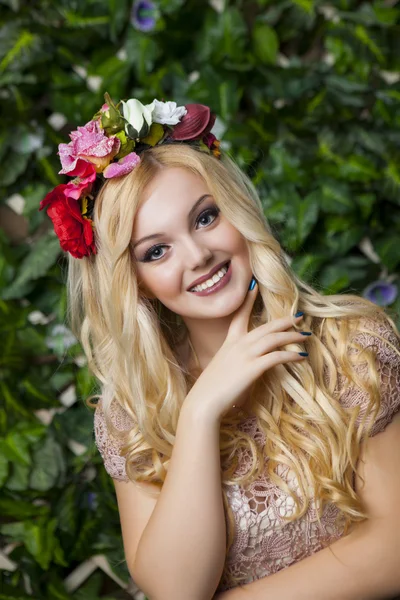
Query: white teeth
190 263 229 292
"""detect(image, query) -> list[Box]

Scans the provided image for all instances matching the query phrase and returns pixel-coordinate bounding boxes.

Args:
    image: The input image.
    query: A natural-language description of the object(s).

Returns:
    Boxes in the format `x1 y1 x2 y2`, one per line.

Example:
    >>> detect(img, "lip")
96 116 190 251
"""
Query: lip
187 260 230 291
189 261 232 296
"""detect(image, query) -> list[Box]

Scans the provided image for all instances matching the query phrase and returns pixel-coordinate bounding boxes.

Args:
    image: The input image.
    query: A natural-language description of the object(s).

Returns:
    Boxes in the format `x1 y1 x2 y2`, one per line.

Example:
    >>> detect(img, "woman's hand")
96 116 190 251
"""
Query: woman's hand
185 282 309 422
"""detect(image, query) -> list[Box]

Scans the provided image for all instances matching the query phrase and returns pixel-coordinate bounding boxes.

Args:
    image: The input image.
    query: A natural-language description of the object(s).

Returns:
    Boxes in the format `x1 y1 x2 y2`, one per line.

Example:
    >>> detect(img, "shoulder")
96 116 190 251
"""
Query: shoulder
339 315 400 437
94 397 136 433
93 398 136 481
347 315 400 365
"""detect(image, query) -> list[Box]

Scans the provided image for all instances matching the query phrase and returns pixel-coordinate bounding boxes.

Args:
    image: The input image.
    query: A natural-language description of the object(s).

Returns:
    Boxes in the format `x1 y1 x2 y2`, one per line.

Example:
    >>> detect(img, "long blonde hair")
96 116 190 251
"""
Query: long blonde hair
67 143 400 589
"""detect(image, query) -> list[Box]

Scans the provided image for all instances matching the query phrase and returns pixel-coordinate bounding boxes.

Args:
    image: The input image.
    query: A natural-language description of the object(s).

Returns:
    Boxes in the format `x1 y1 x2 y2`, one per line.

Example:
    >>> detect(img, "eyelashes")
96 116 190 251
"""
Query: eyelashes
141 206 220 263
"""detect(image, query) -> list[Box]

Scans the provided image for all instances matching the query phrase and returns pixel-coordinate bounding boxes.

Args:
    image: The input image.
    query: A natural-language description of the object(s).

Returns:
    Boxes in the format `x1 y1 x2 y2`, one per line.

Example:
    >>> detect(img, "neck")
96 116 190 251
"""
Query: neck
183 314 232 369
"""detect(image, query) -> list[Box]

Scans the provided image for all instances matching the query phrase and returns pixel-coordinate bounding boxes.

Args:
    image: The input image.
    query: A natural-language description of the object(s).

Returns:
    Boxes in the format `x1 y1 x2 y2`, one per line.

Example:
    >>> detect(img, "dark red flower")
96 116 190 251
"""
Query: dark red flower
203 132 217 149
170 104 216 141
39 185 96 259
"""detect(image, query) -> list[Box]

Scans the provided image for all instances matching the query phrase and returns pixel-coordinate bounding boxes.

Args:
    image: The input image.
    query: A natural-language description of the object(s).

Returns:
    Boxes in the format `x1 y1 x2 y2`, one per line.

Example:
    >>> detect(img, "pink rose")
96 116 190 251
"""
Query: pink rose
64 159 97 200
58 119 120 175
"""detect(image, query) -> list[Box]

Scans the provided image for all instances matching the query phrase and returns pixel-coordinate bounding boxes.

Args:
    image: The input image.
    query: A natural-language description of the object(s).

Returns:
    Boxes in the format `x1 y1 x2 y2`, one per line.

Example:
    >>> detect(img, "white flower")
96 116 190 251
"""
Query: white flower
151 99 187 126
121 98 155 138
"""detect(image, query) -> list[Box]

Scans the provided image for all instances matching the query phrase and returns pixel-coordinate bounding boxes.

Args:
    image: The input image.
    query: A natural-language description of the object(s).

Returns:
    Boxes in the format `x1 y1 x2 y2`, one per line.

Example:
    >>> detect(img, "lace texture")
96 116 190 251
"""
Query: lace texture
93 317 400 592
94 398 135 481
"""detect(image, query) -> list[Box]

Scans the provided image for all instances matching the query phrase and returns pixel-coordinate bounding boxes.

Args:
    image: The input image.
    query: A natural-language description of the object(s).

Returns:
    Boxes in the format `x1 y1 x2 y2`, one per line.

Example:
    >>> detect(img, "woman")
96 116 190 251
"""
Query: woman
40 93 400 600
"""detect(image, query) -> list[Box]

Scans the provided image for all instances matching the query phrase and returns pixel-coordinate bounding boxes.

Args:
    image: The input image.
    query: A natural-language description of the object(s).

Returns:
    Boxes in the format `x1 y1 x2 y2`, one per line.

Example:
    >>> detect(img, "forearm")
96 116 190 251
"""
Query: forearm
133 398 225 600
216 517 400 600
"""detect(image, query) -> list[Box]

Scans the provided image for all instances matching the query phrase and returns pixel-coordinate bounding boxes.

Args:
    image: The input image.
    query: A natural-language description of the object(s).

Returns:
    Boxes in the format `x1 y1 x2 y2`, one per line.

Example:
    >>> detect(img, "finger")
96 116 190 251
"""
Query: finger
226 277 258 340
247 314 305 343
260 350 308 371
250 330 310 356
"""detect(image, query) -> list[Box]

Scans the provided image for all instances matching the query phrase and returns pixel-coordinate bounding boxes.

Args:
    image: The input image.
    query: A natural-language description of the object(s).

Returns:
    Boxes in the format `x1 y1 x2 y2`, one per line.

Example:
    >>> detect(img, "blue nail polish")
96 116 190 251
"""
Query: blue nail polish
248 277 256 291
298 352 308 356
294 311 304 317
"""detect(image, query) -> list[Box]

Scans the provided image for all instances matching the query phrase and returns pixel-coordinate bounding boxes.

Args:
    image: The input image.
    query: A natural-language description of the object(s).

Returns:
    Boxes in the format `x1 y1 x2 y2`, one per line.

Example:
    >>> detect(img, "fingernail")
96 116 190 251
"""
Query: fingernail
298 352 309 356
248 277 257 291
294 311 304 317
300 331 312 335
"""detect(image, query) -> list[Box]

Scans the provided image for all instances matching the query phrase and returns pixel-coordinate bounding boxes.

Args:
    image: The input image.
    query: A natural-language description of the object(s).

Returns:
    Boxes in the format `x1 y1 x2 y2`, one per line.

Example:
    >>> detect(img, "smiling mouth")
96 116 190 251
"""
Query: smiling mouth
189 261 230 292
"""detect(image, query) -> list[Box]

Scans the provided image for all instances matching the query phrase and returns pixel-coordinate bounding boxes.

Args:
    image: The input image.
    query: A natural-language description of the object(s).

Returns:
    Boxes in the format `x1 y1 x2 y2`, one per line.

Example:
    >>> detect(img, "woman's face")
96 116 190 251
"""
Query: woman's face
132 167 253 321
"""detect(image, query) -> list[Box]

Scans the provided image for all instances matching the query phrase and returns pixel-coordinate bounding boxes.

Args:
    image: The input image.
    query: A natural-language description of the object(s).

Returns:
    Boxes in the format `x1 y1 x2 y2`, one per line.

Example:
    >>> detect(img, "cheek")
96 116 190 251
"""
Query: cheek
143 265 182 297
224 227 249 255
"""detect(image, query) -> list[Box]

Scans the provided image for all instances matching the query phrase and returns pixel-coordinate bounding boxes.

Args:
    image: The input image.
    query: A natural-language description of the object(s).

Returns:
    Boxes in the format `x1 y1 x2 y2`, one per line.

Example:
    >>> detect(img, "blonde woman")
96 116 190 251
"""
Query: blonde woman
40 94 400 600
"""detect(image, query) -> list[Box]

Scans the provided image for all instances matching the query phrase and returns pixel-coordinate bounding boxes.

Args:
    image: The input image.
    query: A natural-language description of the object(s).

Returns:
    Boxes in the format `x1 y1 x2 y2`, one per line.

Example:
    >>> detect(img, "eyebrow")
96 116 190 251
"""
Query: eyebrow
132 194 212 249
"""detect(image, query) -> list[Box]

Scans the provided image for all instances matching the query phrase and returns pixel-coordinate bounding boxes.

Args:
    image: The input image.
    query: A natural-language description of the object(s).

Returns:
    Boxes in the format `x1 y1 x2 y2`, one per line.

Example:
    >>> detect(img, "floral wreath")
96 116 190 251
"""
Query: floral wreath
39 92 221 259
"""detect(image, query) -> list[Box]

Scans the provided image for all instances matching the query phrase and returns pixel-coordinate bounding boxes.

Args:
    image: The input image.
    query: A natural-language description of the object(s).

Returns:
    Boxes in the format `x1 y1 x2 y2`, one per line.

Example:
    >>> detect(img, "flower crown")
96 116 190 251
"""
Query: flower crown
39 92 221 259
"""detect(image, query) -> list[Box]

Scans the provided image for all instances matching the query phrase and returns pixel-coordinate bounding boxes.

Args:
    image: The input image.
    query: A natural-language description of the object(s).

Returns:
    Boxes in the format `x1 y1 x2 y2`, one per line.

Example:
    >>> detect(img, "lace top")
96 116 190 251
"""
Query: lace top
93 317 400 593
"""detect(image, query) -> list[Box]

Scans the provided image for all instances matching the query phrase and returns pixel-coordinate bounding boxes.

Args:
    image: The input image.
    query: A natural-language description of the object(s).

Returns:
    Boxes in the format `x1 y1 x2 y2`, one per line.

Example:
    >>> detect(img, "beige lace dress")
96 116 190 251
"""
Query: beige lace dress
93 317 400 593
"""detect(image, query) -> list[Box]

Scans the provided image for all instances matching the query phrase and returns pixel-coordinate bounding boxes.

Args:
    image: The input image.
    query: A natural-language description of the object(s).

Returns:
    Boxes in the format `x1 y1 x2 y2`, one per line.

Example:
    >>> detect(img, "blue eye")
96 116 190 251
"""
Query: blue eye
141 206 220 263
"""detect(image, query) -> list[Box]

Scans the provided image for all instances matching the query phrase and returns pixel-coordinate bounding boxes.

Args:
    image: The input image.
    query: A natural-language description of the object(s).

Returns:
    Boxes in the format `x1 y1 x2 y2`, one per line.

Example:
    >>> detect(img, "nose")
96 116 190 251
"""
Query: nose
184 238 214 271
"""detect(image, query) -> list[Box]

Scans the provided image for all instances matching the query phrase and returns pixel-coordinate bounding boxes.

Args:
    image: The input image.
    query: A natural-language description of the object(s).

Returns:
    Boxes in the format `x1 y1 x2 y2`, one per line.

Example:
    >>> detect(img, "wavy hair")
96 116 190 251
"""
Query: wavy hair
67 143 400 590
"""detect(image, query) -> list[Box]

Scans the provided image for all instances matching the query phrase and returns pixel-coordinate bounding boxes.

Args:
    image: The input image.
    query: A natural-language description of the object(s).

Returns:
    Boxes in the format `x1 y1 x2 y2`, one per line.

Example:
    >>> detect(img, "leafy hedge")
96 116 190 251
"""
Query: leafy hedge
1 0 399 597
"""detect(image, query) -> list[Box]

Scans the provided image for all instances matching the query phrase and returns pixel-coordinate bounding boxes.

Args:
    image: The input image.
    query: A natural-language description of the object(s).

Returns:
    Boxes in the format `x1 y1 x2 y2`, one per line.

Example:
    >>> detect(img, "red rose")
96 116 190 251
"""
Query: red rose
39 185 96 259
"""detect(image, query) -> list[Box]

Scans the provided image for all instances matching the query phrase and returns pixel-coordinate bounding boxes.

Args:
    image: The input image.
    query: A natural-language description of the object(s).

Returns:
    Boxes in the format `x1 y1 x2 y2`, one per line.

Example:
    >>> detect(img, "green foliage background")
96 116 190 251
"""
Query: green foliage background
1 0 400 597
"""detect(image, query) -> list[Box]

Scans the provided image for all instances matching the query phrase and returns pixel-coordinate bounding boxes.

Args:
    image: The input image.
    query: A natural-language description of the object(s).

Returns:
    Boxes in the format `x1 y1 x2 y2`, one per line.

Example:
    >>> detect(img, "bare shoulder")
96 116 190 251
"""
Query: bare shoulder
114 477 161 575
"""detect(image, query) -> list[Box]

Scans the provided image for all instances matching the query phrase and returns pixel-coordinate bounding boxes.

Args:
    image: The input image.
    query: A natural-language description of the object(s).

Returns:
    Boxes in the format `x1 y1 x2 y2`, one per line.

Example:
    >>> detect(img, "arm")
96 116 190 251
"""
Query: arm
215 411 400 600
132 398 226 600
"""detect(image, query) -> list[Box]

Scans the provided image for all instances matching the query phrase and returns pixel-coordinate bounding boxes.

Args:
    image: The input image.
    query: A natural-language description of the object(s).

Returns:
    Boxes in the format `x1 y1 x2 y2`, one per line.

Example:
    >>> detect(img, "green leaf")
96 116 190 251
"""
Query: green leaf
374 236 400 271
4 431 31 466
0 521 26 539
0 151 29 186
336 154 380 182
0 29 36 71
5 461 30 491
353 24 385 63
76 365 96 399
319 181 354 214
124 30 161 82
21 183 49 217
355 193 375 220
72 571 103 599
252 23 279 65
108 0 129 40
297 193 320 243
0 450 9 487
17 327 48 354
2 518 64 570
0 497 49 519
326 75 369 94
196 7 247 63
56 484 78 535
158 0 186 12
189 66 242 121
291 253 326 282
29 434 65 491
24 518 62 569
0 382 31 419
319 265 350 293
2 233 61 300
54 403 93 447
60 11 110 28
